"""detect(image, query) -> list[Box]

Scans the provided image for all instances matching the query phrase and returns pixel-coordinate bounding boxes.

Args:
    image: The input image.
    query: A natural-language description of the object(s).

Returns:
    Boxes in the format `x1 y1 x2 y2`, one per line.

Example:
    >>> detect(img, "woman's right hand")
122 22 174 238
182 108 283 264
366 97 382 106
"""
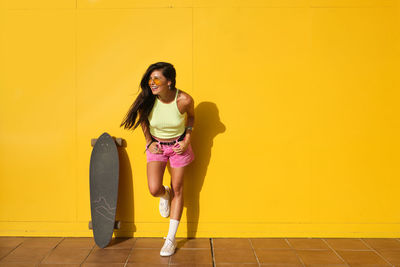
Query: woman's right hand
148 142 163 154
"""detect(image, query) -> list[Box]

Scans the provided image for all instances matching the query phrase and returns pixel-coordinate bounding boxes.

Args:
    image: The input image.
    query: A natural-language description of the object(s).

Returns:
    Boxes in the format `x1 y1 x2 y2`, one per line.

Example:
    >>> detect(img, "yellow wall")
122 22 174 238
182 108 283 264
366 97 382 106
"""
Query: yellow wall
1 0 400 237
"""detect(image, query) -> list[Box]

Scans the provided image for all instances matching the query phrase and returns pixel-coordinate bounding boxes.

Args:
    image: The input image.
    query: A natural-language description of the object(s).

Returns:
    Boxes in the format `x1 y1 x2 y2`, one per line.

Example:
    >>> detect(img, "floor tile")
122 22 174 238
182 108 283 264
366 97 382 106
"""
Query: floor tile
169 264 213 267
84 248 130 263
0 237 27 248
363 238 400 251
214 248 257 263
177 238 210 249
378 250 400 265
41 247 91 264
0 263 37 266
250 238 291 249
296 250 345 265
336 250 391 265
324 238 371 250
126 264 168 267
213 238 252 249
134 238 165 248
82 264 125 267
170 248 212 264
303 265 347 267
287 238 330 250
127 248 169 264
18 238 63 249
57 237 95 249
93 238 136 250
216 264 259 267
39 264 80 266
0 247 15 259
0 247 51 263
254 249 302 265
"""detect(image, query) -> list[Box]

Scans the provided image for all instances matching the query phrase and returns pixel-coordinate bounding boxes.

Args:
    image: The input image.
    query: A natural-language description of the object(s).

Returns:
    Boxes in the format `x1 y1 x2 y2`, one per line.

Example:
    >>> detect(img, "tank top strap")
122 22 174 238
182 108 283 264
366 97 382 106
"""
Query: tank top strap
174 89 179 102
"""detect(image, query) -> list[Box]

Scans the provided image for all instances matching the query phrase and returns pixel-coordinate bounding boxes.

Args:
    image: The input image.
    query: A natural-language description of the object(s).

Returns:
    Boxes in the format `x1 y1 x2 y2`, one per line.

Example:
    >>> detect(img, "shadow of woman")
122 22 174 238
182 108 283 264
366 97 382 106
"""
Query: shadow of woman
183 102 225 238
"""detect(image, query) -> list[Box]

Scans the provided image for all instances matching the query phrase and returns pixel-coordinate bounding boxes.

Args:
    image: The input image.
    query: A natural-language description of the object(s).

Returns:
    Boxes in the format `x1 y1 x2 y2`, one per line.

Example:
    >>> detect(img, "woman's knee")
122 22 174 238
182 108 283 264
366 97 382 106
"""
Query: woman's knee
148 184 163 197
171 184 183 198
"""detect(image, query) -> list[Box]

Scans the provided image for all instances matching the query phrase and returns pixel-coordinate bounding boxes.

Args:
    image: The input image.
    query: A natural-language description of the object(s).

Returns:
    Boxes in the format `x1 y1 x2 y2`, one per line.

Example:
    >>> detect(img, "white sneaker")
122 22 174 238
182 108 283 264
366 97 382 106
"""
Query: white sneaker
160 237 177 256
159 186 171 218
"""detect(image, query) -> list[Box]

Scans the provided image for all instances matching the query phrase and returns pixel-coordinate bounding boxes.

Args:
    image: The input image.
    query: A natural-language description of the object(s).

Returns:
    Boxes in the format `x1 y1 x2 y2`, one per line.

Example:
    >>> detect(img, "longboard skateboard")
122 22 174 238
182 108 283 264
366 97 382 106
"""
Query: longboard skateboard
89 132 122 248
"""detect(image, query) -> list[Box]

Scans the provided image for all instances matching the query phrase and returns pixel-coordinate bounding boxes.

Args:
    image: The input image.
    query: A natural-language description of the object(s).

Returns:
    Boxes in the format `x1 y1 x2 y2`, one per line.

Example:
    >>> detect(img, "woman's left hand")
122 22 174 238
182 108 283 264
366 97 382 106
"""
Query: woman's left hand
173 140 189 154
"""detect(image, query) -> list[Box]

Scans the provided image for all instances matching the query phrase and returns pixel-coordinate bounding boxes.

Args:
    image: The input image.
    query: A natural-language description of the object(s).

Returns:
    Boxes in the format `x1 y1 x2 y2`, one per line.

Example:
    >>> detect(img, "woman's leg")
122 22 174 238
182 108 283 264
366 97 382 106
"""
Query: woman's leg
169 166 186 220
147 161 168 197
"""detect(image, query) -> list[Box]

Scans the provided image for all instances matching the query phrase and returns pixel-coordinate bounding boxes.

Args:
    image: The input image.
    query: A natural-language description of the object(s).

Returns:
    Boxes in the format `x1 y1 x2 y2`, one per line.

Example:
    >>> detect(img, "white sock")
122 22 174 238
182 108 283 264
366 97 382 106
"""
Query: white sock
161 185 169 200
166 219 180 241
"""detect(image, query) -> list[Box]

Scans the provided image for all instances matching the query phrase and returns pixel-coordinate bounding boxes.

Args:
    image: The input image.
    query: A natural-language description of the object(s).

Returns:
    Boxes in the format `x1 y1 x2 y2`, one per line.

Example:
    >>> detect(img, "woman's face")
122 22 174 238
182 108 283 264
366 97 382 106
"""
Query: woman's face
148 69 171 95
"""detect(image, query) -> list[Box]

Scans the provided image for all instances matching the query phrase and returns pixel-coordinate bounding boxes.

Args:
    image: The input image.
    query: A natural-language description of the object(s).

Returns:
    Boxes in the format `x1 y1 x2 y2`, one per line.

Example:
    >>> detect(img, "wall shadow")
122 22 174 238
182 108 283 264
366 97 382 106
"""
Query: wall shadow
114 141 136 238
183 102 225 238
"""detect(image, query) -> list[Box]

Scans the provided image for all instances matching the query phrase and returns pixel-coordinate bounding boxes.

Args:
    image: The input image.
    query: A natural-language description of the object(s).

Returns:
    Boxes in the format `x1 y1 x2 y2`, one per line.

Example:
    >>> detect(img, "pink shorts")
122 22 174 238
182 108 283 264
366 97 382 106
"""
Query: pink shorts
146 136 195 168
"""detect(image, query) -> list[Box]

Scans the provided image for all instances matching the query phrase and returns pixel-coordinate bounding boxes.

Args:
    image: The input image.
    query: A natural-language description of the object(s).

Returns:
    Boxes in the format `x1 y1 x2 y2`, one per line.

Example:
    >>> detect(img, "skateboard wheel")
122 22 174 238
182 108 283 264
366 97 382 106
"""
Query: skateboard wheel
89 221 93 229
115 138 123 147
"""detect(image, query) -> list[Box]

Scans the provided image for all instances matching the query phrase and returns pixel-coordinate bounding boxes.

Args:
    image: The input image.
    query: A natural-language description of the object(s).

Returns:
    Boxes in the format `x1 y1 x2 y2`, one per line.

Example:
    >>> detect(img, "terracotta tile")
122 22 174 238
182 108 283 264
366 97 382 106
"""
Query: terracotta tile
216 264 258 267
286 238 330 250
39 264 80 267
303 265 347 267
127 248 169 264
170 249 212 264
84 248 130 263
57 237 95 249
0 247 15 259
176 238 210 249
324 238 370 250
126 264 168 267
363 238 400 251
336 250 391 265
134 238 165 248
82 264 125 267
0 237 27 248
170 264 213 267
296 250 345 265
213 239 252 249
1 247 51 263
0 263 37 267
378 250 400 265
255 249 302 265
41 247 91 264
93 238 136 250
214 248 257 263
18 238 63 249
250 238 291 249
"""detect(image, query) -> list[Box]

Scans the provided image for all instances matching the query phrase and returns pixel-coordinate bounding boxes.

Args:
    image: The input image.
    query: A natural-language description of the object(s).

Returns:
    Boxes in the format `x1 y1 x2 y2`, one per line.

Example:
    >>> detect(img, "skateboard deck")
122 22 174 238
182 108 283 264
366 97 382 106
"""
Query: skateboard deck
89 132 120 248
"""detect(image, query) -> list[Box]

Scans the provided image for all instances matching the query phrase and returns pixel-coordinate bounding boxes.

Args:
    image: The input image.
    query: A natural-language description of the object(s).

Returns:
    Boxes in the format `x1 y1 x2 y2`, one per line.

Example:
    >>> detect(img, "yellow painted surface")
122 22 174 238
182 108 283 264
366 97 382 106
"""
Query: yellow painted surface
0 0 399 237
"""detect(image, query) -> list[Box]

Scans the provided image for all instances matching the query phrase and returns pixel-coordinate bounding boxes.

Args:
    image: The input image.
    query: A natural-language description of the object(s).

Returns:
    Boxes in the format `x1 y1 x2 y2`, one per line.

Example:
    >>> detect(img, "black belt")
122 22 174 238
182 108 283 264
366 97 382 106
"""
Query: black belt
151 131 186 145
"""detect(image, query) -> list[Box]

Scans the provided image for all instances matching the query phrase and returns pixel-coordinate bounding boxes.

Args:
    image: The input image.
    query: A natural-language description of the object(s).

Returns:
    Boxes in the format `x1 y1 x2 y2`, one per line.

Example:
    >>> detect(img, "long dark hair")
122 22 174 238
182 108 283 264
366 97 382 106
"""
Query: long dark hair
120 62 177 130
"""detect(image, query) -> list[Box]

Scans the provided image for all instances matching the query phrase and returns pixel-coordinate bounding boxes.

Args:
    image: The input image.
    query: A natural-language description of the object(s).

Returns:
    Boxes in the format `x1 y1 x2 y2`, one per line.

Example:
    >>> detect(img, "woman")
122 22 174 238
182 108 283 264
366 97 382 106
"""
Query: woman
120 62 195 256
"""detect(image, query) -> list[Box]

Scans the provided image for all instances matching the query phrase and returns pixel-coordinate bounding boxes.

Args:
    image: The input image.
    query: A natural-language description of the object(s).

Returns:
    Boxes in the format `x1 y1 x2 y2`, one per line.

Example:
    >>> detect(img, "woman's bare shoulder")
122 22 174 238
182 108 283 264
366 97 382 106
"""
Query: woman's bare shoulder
177 89 194 106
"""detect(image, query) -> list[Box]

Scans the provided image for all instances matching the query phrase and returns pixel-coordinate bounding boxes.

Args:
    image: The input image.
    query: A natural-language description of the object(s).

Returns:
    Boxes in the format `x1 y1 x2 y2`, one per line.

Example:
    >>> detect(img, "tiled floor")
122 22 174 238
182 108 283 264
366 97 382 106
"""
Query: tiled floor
0 237 400 266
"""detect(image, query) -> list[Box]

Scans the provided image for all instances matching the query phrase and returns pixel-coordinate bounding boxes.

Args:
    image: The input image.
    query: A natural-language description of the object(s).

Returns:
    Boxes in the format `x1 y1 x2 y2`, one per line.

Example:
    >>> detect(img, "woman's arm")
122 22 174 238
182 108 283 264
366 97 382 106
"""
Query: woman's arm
141 120 162 153
140 120 153 145
174 91 194 154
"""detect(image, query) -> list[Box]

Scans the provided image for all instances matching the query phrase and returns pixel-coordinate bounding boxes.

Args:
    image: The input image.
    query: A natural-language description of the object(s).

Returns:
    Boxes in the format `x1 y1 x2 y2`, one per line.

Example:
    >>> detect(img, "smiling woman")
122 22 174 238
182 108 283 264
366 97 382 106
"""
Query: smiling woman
120 62 195 256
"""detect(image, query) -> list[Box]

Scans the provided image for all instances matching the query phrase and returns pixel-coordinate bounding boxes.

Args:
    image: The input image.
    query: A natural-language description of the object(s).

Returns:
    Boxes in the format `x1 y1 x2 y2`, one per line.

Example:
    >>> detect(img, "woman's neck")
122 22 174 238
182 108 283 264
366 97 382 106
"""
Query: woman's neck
157 88 176 103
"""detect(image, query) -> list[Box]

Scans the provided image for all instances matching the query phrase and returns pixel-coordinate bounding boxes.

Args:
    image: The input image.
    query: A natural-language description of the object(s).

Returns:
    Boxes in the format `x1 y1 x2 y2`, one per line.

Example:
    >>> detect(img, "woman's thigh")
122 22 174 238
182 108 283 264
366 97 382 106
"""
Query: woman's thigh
147 161 167 195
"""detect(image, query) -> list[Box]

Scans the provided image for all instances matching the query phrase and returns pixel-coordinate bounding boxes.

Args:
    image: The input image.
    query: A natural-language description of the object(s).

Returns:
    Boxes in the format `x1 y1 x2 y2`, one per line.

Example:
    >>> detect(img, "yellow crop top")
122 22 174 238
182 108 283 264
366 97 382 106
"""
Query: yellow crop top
148 89 186 139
